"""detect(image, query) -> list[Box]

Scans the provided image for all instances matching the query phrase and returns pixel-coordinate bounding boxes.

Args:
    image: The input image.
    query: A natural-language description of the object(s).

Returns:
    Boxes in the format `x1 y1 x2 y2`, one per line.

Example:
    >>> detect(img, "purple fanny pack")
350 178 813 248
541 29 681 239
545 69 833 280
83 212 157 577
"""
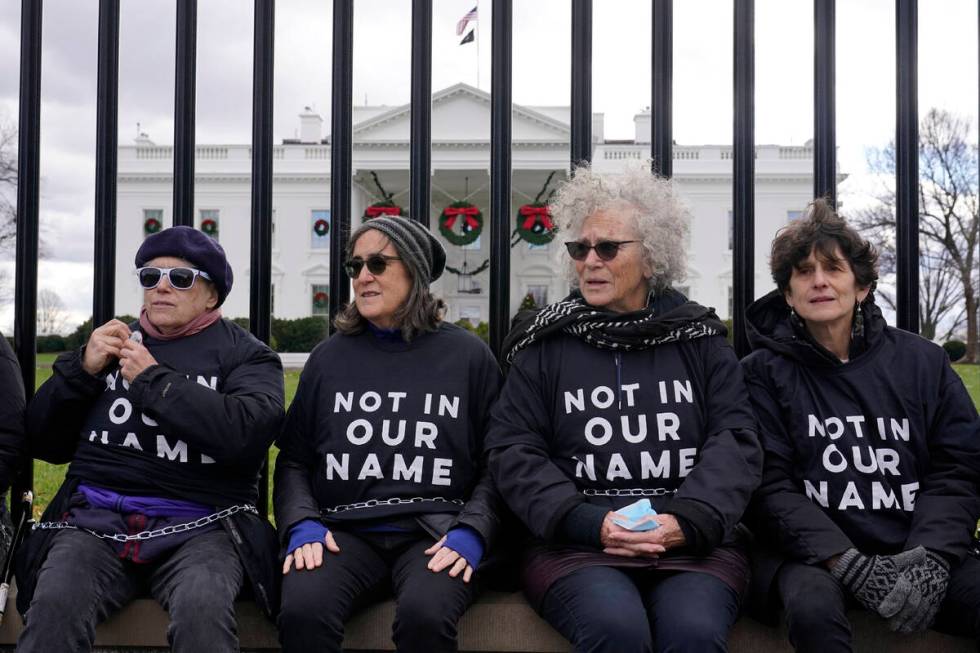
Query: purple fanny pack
66 485 220 564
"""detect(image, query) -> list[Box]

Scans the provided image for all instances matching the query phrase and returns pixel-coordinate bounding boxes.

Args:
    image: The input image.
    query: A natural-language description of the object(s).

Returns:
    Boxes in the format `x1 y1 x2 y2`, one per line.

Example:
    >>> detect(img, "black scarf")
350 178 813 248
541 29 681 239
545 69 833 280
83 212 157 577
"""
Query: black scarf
502 289 727 364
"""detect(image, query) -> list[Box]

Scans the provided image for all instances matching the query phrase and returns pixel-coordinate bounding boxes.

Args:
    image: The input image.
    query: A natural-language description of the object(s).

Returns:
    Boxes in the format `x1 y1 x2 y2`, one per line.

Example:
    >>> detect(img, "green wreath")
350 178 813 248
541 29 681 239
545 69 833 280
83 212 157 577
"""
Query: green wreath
516 203 556 245
201 218 219 237
313 218 330 237
363 203 405 220
144 217 162 235
439 201 483 247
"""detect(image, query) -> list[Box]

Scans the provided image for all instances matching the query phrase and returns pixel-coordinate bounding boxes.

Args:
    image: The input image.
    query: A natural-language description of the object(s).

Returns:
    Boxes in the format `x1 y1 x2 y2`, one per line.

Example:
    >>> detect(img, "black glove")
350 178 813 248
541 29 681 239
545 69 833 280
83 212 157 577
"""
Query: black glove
887 550 951 633
831 546 926 616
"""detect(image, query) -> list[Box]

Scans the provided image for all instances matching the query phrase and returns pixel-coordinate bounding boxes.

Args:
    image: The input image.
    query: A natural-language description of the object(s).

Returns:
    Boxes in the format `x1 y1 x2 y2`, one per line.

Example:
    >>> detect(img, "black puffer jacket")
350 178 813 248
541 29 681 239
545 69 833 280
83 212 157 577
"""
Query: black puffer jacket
16 319 284 618
486 298 762 556
742 290 980 577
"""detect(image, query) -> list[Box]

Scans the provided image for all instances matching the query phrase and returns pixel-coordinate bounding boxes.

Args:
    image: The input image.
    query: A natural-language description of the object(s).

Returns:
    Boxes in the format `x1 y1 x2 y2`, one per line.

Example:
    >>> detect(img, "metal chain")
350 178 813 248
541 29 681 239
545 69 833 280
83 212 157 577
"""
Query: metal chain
582 488 676 497
320 497 464 515
33 504 258 543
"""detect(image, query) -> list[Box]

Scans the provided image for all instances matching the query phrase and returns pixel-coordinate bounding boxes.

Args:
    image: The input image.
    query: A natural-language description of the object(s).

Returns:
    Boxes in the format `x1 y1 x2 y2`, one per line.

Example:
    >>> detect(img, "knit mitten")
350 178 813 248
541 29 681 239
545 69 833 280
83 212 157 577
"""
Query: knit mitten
831 547 926 615
887 551 951 634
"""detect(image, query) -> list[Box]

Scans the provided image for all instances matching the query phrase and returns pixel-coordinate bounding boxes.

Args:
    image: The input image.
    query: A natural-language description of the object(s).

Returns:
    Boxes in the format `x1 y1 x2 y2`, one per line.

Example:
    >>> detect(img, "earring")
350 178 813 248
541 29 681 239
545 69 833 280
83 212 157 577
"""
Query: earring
851 300 865 340
789 306 805 330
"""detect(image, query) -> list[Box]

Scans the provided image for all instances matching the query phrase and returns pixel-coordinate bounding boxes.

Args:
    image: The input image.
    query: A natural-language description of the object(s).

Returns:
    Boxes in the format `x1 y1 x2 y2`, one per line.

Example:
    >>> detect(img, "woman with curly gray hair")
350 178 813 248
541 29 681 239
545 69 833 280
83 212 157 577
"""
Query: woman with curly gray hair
486 164 762 652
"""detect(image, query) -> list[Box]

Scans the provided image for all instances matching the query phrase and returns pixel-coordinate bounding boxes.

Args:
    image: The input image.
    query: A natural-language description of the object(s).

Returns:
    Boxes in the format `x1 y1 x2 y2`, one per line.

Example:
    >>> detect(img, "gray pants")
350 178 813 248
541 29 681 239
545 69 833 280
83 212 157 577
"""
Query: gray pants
17 527 244 653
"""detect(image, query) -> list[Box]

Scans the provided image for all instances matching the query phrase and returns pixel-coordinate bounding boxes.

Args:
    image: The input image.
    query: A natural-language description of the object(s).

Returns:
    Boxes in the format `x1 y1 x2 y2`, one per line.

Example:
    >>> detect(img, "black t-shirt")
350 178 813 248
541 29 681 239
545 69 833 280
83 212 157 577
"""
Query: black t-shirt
276 322 502 524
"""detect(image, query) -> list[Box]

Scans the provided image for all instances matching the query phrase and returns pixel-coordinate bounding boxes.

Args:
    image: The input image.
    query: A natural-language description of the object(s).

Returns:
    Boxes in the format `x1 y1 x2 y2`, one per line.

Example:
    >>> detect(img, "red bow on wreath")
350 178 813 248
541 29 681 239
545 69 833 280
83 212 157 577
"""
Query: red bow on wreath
519 204 554 231
443 205 481 230
365 205 403 218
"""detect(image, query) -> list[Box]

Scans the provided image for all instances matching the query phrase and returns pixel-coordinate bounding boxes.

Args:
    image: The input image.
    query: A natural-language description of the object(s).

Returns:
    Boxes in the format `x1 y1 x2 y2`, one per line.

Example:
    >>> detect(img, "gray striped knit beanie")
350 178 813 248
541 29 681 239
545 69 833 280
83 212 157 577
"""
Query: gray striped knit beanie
351 216 447 283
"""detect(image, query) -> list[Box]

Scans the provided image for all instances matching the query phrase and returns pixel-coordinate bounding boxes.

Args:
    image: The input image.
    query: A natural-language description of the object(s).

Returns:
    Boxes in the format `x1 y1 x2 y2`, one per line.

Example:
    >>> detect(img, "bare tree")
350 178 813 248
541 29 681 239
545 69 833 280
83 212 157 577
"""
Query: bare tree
36 289 69 336
856 108 980 362
861 202 967 342
0 121 17 255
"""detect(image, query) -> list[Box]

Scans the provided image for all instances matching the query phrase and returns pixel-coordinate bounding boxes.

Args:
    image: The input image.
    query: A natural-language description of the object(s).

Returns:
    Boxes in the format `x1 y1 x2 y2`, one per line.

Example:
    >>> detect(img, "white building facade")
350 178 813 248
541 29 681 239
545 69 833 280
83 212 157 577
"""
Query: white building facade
116 83 818 323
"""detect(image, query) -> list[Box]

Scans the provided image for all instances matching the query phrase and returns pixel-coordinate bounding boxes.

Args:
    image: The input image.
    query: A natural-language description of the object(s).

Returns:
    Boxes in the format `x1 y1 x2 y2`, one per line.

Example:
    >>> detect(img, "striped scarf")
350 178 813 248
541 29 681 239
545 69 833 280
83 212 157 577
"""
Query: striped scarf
503 290 726 364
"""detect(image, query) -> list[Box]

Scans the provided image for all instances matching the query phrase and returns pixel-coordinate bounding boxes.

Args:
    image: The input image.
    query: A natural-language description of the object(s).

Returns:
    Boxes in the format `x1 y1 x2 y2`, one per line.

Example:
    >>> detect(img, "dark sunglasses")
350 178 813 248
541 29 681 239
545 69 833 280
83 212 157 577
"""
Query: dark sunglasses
344 254 401 279
564 239 640 262
137 266 212 290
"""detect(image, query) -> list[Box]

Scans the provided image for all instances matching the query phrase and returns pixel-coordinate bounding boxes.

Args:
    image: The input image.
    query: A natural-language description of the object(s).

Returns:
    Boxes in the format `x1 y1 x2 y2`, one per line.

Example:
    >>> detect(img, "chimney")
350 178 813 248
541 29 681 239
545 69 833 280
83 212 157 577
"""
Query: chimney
299 107 323 143
634 108 651 144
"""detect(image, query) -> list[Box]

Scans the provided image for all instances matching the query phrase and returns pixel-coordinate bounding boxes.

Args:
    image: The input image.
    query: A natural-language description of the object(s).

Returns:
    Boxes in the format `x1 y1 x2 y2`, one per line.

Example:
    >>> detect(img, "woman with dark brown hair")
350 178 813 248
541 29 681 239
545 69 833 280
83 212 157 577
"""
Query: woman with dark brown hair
743 199 980 651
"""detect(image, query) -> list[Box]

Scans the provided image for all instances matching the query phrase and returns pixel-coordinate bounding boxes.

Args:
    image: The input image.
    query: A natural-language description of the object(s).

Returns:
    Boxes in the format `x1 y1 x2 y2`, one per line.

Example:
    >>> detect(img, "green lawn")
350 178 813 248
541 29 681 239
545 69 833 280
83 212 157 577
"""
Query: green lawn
23 362 980 520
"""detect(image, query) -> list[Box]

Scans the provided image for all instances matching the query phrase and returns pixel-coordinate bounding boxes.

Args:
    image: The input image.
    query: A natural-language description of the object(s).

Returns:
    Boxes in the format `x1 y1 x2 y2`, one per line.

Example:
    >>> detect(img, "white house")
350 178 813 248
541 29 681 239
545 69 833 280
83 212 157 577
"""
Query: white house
116 83 820 324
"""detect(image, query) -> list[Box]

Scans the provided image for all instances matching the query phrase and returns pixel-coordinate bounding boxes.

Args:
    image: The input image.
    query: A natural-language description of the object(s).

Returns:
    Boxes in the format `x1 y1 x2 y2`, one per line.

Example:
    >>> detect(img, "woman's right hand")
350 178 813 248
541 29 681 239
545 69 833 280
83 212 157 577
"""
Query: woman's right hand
82 319 132 375
282 531 341 574
599 512 667 558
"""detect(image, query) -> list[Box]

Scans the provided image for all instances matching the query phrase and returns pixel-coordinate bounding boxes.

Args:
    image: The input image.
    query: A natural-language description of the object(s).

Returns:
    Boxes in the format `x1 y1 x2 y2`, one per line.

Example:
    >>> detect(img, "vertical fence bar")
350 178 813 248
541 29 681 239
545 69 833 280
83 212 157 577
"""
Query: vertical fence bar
94 0 120 326
329 0 354 324
250 0 274 518
813 0 836 205
173 0 197 227
895 0 918 333
732 0 755 357
570 0 592 167
410 0 432 226
13 0 43 522
490 0 513 358
651 0 672 178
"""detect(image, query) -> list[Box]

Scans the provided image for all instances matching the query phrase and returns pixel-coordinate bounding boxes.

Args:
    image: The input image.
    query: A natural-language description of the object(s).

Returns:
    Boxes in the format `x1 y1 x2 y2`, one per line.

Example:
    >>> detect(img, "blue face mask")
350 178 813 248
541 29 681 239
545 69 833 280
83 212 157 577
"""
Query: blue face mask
611 498 660 532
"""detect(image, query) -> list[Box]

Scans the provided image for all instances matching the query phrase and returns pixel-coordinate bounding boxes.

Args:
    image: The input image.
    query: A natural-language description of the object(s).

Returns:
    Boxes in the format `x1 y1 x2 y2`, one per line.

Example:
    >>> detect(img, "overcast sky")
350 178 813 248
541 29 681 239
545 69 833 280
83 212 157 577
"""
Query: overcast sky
0 0 977 332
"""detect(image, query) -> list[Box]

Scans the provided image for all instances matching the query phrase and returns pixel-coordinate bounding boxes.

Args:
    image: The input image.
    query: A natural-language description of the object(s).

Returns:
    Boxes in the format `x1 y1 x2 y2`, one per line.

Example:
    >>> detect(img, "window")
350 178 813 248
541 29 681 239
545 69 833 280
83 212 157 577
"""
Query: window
527 241 548 252
200 209 220 241
787 210 803 222
462 235 481 250
311 209 330 249
143 209 163 238
311 284 329 316
526 284 548 307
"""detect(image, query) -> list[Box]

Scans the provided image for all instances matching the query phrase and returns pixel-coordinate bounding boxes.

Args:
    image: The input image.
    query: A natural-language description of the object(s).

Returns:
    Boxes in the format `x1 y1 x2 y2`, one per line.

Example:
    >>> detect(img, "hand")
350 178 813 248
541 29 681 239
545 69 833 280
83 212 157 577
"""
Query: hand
425 536 474 583
81 319 131 375
599 513 683 558
282 531 340 574
119 338 159 383
887 550 951 633
831 546 926 616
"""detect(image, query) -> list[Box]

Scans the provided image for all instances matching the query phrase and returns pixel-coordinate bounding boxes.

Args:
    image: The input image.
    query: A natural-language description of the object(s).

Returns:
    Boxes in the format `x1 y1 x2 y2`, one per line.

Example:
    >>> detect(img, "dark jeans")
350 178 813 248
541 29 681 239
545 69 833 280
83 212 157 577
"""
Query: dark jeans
539 565 740 653
776 555 980 653
17 527 244 653
278 529 478 653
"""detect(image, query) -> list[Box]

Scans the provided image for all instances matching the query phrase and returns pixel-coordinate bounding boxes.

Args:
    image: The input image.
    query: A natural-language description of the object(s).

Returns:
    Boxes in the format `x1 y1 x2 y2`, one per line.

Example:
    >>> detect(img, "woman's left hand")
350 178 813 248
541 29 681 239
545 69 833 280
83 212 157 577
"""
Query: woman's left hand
425 536 474 583
602 514 687 557
119 338 159 383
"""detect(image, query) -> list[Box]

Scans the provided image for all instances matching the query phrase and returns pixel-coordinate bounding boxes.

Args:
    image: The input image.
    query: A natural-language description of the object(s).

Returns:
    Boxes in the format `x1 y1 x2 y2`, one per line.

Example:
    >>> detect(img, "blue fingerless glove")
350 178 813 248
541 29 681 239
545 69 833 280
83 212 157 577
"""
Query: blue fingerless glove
287 519 329 555
443 525 485 569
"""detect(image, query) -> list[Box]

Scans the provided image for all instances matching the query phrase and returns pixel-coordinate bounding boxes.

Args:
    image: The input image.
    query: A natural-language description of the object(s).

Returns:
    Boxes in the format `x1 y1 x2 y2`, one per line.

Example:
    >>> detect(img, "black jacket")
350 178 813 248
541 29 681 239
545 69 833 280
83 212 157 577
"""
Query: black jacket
743 290 980 569
485 306 762 556
274 322 504 555
16 319 284 618
0 334 26 495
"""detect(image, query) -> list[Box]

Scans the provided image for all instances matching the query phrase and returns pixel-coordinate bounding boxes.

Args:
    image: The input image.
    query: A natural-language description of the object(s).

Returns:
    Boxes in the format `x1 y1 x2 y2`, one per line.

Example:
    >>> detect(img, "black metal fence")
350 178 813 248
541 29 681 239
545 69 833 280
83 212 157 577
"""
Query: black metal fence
12 0 931 521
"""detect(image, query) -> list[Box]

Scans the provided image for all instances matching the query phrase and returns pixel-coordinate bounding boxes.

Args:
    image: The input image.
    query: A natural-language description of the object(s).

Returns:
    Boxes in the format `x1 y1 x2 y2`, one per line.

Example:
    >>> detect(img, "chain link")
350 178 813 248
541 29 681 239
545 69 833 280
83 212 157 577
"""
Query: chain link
320 496 464 515
582 488 676 497
33 504 258 543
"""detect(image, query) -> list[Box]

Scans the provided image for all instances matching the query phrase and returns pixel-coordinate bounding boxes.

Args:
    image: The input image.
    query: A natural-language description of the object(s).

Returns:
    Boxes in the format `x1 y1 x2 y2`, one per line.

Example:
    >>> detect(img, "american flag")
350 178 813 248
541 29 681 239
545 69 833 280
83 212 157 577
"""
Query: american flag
456 6 477 36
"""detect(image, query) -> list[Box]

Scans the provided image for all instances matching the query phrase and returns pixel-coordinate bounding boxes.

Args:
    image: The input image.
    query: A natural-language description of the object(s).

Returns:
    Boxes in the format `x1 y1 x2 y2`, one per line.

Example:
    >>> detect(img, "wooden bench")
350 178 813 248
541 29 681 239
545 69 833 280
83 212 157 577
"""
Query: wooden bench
0 585 972 651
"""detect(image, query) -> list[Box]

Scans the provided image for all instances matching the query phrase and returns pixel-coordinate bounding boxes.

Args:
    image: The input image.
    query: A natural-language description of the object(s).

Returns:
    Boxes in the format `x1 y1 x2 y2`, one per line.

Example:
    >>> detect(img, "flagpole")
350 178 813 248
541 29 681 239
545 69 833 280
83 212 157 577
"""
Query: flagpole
475 0 480 88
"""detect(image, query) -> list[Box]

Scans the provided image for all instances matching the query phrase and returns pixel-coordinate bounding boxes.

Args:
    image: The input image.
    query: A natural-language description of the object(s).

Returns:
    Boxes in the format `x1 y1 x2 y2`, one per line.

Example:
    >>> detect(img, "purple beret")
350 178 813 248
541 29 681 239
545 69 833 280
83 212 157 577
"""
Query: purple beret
135 226 233 307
